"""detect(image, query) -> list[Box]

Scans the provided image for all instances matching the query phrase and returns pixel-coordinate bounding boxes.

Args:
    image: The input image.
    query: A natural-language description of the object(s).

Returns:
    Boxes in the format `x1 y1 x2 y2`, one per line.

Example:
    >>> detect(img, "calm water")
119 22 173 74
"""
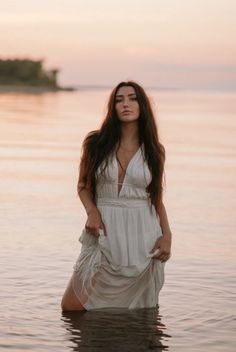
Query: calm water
0 88 235 351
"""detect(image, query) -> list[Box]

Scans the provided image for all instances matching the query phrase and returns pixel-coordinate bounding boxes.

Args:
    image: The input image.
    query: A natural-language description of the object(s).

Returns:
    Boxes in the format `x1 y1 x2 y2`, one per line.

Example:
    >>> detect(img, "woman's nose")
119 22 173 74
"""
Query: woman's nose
123 99 129 107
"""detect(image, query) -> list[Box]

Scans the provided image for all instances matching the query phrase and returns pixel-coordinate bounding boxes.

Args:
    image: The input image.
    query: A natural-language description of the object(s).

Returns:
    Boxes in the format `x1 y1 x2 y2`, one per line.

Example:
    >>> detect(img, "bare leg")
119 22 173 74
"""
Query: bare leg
61 275 86 311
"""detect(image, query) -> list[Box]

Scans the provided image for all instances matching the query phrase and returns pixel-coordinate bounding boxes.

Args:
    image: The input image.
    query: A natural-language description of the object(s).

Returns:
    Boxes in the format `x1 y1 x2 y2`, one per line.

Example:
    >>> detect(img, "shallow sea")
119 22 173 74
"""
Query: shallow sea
0 88 235 351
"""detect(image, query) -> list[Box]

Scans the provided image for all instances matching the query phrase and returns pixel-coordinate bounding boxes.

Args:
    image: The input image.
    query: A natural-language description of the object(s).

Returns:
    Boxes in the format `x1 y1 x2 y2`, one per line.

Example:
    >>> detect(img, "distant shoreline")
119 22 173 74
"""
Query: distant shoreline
75 85 236 92
0 84 235 94
0 85 76 93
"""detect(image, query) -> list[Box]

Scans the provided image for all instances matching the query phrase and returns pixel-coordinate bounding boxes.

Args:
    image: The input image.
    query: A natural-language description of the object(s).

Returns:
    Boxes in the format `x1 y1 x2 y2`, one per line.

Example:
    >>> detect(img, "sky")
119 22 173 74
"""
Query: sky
0 0 236 90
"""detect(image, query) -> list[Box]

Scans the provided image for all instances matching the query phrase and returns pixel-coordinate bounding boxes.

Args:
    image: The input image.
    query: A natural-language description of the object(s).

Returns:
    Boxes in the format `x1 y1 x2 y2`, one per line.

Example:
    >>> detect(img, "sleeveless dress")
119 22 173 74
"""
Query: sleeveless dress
72 144 165 310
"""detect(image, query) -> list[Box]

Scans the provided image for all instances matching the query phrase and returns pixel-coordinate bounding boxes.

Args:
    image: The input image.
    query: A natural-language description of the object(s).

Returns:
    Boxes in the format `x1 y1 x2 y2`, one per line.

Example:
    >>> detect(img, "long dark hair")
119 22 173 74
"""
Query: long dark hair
77 81 166 212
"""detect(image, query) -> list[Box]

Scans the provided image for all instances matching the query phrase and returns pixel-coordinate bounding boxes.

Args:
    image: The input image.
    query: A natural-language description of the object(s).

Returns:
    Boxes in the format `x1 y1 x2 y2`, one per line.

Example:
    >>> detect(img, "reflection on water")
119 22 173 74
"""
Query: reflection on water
61 308 171 351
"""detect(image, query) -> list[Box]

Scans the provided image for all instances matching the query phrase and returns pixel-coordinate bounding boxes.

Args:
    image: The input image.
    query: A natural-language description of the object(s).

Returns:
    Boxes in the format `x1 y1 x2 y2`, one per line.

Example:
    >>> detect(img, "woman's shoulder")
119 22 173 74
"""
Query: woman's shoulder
85 129 99 138
83 130 99 144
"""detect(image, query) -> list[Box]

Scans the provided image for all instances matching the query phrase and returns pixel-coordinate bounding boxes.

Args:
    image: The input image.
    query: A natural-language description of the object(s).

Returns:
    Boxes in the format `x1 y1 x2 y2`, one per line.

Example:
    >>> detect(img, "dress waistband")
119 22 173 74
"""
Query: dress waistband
96 197 150 208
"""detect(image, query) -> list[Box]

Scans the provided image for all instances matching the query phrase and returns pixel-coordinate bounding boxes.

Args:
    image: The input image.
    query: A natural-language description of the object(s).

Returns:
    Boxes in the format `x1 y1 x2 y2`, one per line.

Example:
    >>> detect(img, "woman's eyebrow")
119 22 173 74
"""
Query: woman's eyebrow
116 93 137 97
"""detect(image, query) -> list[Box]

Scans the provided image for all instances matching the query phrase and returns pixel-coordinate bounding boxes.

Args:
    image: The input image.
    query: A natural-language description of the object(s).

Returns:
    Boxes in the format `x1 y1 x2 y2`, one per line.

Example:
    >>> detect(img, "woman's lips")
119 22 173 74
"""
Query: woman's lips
122 111 132 115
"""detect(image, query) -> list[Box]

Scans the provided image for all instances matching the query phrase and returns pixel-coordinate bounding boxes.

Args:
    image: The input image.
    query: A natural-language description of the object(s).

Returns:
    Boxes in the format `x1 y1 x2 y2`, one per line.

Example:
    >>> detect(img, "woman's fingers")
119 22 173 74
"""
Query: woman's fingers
150 243 171 262
150 236 171 262
85 225 100 237
85 222 107 237
85 209 105 237
154 250 171 262
100 222 107 236
150 238 161 254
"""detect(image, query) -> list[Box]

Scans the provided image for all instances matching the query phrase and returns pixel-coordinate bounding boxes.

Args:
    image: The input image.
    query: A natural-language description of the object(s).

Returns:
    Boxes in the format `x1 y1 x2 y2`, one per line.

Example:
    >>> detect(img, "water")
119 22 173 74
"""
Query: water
0 88 236 351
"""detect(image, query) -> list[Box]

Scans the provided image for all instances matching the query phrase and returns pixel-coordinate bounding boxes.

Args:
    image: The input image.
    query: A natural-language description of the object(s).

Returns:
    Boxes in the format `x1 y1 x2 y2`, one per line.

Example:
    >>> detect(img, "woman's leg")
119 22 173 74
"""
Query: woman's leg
61 275 86 311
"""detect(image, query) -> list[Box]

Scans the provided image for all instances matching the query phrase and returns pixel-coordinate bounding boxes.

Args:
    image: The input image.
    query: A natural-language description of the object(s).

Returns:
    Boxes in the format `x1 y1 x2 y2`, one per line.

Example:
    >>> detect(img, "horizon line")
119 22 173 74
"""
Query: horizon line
72 84 236 93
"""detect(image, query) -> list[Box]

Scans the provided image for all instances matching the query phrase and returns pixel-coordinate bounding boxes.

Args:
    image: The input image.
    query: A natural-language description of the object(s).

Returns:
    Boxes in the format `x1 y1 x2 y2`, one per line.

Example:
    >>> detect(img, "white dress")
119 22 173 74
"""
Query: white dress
72 144 165 310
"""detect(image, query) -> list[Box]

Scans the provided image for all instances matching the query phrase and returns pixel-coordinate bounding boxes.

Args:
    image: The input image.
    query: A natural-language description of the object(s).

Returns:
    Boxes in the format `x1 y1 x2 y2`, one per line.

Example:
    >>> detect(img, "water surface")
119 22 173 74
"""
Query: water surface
0 89 236 351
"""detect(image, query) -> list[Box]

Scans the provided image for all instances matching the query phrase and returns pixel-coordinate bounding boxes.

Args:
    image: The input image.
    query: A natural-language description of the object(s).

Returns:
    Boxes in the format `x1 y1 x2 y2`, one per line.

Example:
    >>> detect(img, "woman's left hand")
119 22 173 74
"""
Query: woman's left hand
150 234 172 262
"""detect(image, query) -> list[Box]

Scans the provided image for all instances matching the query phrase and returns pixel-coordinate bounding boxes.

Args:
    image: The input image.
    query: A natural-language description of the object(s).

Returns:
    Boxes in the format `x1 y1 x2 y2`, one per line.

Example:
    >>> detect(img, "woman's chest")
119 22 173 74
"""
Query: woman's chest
96 150 152 188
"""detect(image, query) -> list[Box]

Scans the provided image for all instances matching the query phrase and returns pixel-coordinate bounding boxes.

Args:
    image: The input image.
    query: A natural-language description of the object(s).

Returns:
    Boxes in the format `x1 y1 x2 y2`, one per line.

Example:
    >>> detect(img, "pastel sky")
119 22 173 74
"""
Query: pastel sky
0 0 235 90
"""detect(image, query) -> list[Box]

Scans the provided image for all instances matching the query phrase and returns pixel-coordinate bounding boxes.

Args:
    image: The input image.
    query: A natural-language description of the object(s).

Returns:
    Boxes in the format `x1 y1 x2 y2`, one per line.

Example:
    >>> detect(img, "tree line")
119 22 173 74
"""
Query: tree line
0 59 59 87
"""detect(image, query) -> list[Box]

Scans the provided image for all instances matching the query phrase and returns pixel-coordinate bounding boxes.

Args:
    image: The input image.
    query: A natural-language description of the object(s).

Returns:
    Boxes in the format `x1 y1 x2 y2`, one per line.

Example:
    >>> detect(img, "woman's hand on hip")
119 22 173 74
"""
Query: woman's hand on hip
150 234 172 262
85 208 107 237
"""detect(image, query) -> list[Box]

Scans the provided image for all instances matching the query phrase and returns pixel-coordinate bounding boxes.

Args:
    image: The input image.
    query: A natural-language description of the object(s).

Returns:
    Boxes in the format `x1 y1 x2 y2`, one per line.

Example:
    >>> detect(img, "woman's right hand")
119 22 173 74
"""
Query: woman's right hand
85 208 107 237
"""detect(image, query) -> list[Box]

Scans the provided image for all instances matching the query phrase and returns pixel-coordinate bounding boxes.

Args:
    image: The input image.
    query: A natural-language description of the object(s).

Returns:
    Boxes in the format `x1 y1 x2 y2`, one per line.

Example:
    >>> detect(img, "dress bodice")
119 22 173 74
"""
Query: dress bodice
95 144 152 200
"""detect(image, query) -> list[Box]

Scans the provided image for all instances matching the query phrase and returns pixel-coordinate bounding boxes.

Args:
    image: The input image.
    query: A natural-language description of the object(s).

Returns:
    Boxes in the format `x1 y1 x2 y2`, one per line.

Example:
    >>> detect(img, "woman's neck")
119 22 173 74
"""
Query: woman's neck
120 121 139 146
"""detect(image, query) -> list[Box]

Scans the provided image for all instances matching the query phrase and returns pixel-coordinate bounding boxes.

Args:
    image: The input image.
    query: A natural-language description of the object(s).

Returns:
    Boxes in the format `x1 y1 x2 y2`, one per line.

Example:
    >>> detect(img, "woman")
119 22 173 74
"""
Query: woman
61 81 172 311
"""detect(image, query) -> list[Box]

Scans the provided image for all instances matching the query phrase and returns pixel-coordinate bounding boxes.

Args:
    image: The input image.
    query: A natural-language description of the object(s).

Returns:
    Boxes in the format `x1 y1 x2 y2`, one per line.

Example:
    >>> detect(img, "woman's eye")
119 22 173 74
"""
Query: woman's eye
115 96 137 103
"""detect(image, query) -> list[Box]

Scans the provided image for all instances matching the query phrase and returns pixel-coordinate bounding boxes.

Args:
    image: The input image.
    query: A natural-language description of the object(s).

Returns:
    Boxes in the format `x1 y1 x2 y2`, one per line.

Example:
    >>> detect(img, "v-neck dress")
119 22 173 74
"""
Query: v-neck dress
72 144 165 310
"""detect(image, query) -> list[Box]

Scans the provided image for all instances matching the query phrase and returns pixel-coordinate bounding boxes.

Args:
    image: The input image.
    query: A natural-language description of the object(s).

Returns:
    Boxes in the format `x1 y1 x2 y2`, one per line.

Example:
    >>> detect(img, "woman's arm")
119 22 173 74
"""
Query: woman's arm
78 157 106 237
150 201 172 262
157 201 172 239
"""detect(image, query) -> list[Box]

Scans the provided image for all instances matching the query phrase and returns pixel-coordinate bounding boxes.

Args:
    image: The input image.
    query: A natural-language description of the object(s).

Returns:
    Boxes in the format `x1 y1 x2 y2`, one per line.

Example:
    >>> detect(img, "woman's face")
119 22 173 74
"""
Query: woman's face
115 86 140 122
